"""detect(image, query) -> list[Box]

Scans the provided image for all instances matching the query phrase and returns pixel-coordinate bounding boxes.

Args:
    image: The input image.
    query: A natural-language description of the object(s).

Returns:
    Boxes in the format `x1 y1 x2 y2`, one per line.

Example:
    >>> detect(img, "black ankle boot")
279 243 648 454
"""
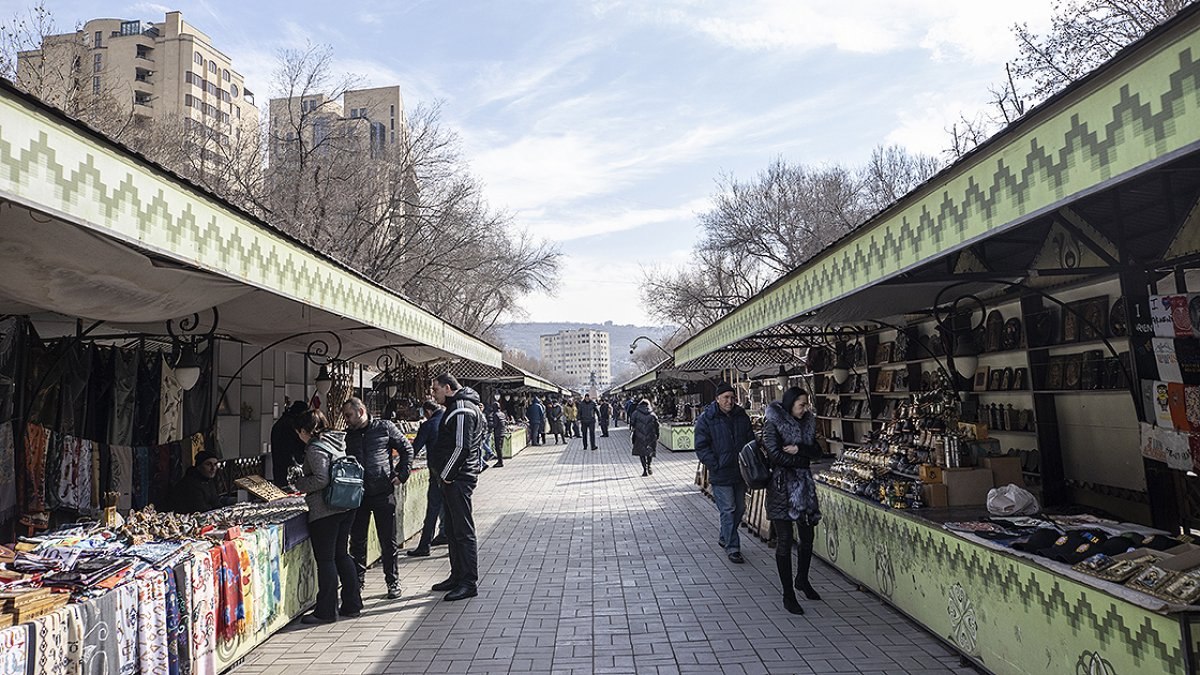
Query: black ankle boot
795 545 821 600
783 593 805 615
775 553 803 614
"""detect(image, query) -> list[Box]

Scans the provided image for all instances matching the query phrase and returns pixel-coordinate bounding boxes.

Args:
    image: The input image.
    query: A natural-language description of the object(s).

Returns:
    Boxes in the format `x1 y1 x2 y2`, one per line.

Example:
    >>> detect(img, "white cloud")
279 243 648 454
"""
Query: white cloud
537 199 710 242
126 2 172 16
517 255 655 323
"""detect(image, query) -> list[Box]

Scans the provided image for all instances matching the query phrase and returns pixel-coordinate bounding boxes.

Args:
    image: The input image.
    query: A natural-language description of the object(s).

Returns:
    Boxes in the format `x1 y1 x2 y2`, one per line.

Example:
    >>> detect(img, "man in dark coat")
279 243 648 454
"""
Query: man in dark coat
270 401 309 487
485 398 507 467
408 400 446 557
342 397 414 600
527 396 546 446
577 394 599 450
694 383 754 563
598 400 612 437
428 374 488 601
172 451 222 513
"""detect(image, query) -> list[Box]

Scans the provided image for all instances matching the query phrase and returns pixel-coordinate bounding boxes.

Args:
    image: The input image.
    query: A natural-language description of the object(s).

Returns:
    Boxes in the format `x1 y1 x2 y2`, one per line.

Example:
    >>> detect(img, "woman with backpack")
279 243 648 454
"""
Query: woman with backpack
762 387 823 615
292 409 364 624
629 399 659 476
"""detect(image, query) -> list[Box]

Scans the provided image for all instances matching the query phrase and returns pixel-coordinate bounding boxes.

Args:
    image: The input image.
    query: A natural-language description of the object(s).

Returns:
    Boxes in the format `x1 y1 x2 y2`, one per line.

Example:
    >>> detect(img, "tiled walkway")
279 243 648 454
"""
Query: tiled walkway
238 427 977 675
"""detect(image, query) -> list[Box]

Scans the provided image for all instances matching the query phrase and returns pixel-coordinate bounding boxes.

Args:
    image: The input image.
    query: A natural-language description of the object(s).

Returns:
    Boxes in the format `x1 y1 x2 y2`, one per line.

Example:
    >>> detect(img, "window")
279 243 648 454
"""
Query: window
93 31 102 48
235 106 240 119
184 94 194 107
194 52 203 65
390 118 394 130
208 60 216 73
93 53 102 72
222 68 230 81
92 76 100 93
230 83 238 98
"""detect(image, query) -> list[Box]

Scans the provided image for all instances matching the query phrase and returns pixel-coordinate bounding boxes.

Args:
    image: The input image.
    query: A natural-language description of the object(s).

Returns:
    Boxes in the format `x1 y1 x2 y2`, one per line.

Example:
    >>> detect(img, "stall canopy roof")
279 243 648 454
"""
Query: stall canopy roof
431 359 563 394
0 78 500 368
612 343 804 394
675 3 1200 366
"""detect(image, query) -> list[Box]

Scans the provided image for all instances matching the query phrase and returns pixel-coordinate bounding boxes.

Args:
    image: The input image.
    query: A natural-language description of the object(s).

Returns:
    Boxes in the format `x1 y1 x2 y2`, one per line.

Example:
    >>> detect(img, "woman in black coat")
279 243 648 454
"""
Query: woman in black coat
762 387 823 615
629 399 659 476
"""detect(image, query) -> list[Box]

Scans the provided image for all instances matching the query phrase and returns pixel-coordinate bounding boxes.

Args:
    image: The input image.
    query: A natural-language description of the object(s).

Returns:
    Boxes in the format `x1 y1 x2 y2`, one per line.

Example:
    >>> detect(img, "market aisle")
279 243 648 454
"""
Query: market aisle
238 427 976 675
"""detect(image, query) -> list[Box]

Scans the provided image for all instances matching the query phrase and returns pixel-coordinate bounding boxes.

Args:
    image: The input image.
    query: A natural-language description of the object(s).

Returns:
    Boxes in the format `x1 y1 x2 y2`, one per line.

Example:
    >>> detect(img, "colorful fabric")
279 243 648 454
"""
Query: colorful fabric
234 538 255 633
56 436 92 512
24 423 49 512
188 549 218 675
0 421 16 521
216 542 244 641
31 604 80 674
172 562 193 675
137 573 169 674
164 569 184 675
0 624 29 675
77 590 122 675
114 579 140 674
110 445 134 511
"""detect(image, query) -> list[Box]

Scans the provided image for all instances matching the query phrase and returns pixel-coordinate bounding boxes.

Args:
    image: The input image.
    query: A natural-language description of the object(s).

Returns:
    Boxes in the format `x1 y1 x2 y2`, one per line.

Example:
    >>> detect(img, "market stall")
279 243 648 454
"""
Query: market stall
0 74 502 672
673 7 1200 673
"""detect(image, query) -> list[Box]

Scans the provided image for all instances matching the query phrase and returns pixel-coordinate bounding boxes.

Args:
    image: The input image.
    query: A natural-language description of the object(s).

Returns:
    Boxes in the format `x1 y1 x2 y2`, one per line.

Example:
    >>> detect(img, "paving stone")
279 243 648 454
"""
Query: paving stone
245 431 977 674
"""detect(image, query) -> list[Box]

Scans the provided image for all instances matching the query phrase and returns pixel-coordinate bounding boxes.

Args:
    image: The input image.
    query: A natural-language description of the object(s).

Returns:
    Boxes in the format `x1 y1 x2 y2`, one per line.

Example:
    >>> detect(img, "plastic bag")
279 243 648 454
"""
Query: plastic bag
987 483 1039 516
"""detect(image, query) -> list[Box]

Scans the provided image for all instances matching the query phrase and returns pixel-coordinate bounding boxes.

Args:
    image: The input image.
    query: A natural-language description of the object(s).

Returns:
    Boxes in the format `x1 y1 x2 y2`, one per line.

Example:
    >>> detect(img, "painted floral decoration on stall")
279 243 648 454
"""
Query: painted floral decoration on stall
947 583 979 657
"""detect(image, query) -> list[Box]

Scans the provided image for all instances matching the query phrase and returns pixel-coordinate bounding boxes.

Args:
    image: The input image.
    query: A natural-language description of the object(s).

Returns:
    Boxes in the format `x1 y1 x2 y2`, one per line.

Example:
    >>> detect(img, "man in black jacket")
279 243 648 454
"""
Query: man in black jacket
428 373 487 601
342 397 414 600
694 383 754 563
172 451 222 513
577 394 599 450
408 400 445 557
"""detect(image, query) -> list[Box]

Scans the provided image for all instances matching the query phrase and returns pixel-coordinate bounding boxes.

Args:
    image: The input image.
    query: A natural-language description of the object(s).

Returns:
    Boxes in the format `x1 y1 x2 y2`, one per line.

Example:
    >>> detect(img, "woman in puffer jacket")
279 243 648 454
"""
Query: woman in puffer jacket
629 399 659 476
761 386 823 615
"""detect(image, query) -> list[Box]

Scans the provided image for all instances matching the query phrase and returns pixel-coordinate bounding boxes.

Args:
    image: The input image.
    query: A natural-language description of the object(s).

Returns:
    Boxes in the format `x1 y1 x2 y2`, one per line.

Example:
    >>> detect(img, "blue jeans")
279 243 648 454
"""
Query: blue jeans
711 485 746 554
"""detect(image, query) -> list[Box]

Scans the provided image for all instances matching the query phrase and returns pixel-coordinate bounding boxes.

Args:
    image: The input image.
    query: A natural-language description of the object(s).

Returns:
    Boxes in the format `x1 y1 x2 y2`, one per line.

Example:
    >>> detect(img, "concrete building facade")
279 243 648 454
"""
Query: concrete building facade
540 329 611 392
267 85 404 166
17 11 259 160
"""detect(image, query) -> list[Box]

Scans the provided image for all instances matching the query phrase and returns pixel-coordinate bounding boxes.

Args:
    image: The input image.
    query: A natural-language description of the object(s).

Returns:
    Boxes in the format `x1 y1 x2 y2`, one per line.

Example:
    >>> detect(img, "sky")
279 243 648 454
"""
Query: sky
29 0 1056 325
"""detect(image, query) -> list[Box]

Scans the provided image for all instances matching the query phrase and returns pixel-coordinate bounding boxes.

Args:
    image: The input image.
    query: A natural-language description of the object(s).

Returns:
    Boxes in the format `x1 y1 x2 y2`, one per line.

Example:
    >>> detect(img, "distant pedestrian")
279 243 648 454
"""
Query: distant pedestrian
342 397 413 600
623 397 636 424
629 399 659 476
428 374 488 601
694 383 754 564
293 409 362 624
408 400 446 557
485 397 507 467
527 396 546 446
577 394 599 450
564 399 578 438
598 399 612 437
546 399 565 444
762 387 824 615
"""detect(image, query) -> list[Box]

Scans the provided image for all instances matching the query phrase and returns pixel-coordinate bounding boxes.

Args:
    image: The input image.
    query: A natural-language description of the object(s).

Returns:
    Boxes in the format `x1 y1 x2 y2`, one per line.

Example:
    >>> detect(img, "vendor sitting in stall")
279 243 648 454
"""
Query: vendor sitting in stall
172 451 222 514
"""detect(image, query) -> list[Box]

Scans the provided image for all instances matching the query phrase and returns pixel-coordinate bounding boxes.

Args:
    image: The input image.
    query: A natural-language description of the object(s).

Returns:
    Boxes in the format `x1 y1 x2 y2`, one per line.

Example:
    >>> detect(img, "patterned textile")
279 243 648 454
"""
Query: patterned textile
137 573 169 674
262 526 283 626
109 445 134 511
234 539 255 632
24 423 49 512
56 436 92 512
216 542 245 640
159 359 183 445
164 569 184 675
131 447 151 510
172 562 193 675
188 549 218 675
77 590 122 675
44 432 63 510
30 604 80 674
114 580 140 674
152 445 172 509
0 624 29 675
0 421 16 521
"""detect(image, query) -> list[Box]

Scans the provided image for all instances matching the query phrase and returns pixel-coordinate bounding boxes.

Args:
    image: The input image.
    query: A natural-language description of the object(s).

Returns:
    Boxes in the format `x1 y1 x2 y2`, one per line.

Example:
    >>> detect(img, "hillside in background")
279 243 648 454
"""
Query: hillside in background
494 321 676 383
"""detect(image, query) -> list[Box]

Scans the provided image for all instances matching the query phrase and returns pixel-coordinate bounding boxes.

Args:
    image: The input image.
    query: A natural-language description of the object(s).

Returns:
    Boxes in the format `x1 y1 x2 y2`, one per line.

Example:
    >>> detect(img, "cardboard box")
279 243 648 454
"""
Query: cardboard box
919 464 944 484
942 468 994 506
983 456 1025 488
922 483 949 508
958 422 988 440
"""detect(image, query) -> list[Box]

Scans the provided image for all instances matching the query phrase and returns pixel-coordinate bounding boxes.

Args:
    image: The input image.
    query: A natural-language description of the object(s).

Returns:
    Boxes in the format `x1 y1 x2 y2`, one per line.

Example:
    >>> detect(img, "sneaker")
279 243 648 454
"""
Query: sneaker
728 552 745 564
386 584 402 600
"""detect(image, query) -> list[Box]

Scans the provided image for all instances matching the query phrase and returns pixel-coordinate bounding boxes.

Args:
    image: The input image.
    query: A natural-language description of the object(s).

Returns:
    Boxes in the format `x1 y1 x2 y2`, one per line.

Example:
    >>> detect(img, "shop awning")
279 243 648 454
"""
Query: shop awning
0 78 500 368
431 359 563 394
675 5 1200 366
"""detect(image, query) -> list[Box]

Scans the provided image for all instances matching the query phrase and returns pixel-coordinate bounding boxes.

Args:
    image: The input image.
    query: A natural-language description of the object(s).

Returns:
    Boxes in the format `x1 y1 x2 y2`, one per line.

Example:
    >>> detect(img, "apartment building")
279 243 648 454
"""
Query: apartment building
17 11 259 157
540 329 611 392
268 85 404 166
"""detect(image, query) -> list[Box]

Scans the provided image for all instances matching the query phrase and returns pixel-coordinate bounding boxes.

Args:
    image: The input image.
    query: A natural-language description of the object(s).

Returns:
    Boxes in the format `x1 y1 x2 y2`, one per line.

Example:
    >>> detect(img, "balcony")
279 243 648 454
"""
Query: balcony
135 45 154 62
134 68 152 84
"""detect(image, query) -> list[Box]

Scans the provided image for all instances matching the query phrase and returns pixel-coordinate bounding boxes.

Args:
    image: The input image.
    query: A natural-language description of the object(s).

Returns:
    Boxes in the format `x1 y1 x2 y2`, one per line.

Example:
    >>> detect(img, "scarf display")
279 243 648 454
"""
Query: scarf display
109 445 134 511
188 549 218 675
56 435 92 513
131 446 151 510
24 422 49 513
77 590 122 675
159 359 183 445
114 579 140 674
30 604 80 675
0 421 16 521
216 542 244 641
0 625 29 675
137 573 169 674
164 569 184 675
171 562 193 675
233 539 255 634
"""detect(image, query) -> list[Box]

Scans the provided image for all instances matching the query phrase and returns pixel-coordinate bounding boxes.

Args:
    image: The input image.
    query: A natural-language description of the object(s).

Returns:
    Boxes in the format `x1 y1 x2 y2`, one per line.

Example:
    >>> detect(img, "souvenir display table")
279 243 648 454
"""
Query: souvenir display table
659 422 694 452
499 425 528 459
0 499 317 674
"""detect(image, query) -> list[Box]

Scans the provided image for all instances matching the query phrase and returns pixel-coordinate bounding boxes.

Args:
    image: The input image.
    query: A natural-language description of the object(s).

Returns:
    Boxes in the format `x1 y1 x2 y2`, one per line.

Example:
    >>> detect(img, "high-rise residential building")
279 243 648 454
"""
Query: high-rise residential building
268 85 404 166
540 329 611 392
16 11 259 159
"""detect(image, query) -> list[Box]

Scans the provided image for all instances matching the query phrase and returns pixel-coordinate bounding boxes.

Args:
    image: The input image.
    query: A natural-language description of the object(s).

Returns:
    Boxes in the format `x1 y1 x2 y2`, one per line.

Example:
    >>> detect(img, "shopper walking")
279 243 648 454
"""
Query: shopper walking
695 383 754 564
564 399 578 438
408 400 446 557
546 399 565 444
527 396 546 446
292 409 362 624
598 399 612 437
341 397 413 600
762 387 824 614
629 399 659 476
577 394 599 450
428 374 488 601
485 397 507 467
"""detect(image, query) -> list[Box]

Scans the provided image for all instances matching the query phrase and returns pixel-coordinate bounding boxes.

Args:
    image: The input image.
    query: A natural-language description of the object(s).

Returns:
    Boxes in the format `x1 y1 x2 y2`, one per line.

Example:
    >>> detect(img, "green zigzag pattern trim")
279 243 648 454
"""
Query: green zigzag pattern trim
677 36 1200 366
820 487 1184 674
0 96 499 368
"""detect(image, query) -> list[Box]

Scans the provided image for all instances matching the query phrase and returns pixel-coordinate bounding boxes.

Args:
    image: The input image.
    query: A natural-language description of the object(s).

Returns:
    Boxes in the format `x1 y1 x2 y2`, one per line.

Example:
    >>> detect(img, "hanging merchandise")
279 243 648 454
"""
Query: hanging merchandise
0 422 15 522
